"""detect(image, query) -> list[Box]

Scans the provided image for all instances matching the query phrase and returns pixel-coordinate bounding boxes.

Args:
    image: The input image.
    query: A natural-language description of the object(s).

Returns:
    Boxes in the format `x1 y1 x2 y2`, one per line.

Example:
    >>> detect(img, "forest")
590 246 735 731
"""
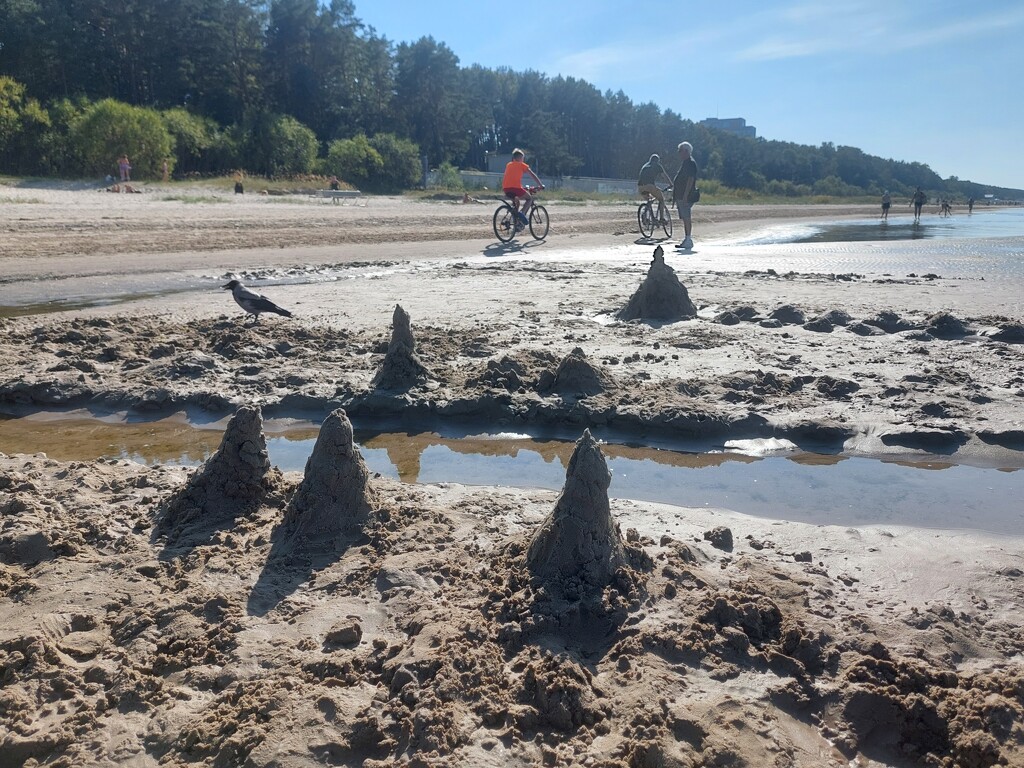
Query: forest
1 0 1019 199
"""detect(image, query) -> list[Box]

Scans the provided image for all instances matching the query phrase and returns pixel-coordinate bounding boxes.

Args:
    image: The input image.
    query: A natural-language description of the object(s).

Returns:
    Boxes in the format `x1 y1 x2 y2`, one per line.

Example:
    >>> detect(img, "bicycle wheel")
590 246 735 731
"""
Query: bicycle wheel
658 201 673 238
637 202 655 238
493 204 517 243
529 205 549 240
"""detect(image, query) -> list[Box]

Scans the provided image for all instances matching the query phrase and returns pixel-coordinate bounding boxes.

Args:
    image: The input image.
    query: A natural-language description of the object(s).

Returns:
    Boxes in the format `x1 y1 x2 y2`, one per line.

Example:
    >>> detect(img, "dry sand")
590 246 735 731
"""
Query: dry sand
1 183 1023 767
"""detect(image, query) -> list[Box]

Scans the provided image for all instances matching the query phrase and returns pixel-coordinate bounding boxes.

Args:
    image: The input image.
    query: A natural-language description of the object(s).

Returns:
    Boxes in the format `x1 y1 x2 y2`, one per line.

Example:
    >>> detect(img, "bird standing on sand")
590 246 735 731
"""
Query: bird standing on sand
222 279 293 322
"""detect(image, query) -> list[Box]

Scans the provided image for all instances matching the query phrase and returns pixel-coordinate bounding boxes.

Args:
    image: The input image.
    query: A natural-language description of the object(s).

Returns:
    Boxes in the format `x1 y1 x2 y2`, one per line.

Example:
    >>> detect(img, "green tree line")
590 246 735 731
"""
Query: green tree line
1 0 1019 199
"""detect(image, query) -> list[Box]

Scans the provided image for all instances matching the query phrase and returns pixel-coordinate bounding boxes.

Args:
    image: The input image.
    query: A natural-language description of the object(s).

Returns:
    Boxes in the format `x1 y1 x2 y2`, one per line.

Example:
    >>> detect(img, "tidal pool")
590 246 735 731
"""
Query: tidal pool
1 413 1021 535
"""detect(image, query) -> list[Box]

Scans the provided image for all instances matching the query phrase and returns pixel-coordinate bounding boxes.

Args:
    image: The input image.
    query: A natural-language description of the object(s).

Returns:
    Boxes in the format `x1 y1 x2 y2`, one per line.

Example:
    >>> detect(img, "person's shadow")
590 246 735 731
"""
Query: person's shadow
246 520 368 617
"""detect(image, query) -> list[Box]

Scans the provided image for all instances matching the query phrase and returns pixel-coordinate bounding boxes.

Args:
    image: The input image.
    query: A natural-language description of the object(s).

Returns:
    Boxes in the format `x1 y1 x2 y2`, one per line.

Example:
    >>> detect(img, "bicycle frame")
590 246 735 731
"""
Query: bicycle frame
494 186 548 243
637 186 672 239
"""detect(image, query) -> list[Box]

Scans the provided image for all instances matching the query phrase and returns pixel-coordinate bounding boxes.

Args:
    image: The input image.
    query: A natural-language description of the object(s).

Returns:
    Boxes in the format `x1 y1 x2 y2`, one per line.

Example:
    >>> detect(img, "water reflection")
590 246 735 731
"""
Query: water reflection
794 220 932 243
0 415 1021 534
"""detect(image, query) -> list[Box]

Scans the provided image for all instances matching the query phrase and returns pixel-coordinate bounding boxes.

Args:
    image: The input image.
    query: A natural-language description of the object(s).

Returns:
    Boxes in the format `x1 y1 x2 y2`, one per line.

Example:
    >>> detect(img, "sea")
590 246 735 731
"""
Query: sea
703 207 1024 280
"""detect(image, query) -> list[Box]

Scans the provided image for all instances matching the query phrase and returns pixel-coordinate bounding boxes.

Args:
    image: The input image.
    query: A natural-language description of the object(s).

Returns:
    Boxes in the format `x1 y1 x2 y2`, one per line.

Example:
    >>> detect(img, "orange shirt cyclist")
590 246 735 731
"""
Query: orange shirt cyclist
502 148 543 225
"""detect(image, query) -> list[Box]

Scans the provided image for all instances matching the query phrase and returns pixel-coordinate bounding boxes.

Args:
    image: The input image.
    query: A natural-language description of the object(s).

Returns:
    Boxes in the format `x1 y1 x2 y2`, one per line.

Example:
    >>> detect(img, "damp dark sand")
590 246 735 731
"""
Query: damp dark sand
1 188 1023 767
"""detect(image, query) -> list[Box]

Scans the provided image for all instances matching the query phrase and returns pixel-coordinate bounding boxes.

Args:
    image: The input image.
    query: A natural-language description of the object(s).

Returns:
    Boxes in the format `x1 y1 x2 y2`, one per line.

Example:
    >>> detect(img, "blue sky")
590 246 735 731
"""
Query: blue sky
353 0 1024 190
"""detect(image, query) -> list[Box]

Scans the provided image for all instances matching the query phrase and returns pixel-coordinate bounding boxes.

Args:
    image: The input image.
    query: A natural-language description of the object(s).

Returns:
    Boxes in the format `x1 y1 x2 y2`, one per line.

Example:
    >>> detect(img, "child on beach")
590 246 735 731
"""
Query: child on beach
502 149 543 228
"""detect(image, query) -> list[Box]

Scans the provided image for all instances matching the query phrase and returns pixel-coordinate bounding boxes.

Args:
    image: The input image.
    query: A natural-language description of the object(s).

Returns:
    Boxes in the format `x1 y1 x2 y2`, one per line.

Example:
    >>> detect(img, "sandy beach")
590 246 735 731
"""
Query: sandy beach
1 184 1022 767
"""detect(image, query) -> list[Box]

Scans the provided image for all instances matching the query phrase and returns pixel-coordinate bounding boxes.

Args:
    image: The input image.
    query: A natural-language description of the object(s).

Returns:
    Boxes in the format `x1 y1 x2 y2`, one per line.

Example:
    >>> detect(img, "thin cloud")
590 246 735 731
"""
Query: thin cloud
733 4 1024 62
897 7 1024 49
552 45 646 84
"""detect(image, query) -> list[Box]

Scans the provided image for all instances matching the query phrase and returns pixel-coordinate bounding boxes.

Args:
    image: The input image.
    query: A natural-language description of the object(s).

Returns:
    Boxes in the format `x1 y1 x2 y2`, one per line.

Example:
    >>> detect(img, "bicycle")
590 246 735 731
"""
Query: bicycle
637 186 673 239
493 186 549 243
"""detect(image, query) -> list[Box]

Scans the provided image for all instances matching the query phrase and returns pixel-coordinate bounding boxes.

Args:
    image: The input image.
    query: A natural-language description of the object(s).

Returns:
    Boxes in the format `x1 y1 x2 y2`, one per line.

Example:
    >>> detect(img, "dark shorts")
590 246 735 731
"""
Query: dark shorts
882 203 890 210
503 187 526 198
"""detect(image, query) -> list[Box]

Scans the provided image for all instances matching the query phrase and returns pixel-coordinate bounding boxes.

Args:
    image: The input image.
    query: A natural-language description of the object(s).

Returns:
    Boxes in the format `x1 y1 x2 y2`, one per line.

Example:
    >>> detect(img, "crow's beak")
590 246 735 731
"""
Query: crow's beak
222 283 233 290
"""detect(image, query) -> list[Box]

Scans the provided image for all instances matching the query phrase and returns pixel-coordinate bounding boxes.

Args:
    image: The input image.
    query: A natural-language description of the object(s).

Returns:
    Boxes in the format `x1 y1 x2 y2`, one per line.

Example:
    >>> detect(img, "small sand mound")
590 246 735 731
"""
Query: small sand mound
864 310 916 333
820 308 853 326
545 348 612 396
617 246 697 321
157 405 279 538
803 317 833 333
371 304 430 390
925 311 970 339
282 408 376 541
989 322 1024 343
769 304 806 325
526 430 627 591
730 305 761 321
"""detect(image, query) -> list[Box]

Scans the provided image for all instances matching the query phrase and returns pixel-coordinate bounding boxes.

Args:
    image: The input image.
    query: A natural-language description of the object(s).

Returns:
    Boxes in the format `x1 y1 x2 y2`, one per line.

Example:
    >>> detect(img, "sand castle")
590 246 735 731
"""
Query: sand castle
157 404 280 539
617 245 697 321
371 304 430 390
526 429 627 591
544 347 613 396
282 408 376 542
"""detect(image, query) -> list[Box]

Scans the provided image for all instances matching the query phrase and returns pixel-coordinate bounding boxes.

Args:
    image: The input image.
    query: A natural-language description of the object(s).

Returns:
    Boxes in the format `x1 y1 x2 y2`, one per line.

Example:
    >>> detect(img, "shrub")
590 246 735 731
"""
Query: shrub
163 108 229 175
326 134 383 188
0 77 52 175
243 113 318 176
432 161 463 191
70 99 173 178
368 133 421 192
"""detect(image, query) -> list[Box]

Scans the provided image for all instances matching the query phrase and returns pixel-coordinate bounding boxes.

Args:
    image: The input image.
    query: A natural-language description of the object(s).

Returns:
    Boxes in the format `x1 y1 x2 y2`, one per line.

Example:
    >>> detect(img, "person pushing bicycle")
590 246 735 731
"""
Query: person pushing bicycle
638 153 673 213
502 149 543 228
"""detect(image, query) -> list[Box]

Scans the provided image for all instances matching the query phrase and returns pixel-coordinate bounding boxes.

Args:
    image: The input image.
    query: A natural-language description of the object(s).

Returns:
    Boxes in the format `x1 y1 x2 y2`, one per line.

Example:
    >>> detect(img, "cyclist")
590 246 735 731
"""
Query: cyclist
638 154 673 219
502 149 543 228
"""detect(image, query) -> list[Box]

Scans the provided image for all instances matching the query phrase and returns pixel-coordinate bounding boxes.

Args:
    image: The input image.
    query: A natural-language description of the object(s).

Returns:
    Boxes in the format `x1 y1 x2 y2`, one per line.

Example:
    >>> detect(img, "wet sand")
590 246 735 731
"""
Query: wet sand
1 184 1023 767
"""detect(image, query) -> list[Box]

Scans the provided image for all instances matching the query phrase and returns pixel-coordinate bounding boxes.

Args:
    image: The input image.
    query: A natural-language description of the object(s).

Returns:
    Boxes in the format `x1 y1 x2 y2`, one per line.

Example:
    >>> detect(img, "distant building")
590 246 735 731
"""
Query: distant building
485 152 511 174
700 117 756 138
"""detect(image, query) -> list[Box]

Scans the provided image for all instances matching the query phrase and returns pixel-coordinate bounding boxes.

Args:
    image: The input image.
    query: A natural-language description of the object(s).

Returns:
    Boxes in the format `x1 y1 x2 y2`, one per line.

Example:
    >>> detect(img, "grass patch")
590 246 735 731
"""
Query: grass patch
159 194 223 204
0 195 43 204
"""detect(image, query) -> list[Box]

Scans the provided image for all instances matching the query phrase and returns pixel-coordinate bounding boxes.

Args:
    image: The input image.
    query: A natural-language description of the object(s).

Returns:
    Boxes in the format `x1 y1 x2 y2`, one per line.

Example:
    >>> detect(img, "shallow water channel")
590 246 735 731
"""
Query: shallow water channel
1 413 1021 535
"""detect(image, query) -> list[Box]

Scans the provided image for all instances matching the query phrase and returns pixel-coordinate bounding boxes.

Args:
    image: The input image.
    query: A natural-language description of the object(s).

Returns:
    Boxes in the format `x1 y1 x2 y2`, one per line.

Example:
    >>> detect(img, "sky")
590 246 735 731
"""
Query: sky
352 0 1024 190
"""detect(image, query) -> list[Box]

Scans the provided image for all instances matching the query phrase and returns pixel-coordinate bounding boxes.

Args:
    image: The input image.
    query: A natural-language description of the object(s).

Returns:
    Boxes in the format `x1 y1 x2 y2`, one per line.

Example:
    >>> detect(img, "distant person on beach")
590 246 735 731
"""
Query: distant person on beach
118 154 131 182
328 175 341 191
637 154 673 211
968 197 975 213
673 141 698 250
502 149 543 228
941 199 952 217
881 191 891 220
912 187 926 221
161 159 169 182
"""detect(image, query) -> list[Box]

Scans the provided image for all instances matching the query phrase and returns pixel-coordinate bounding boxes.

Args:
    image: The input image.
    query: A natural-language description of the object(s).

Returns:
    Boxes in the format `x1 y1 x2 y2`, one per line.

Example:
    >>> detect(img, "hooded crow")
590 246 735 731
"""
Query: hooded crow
222 279 293 322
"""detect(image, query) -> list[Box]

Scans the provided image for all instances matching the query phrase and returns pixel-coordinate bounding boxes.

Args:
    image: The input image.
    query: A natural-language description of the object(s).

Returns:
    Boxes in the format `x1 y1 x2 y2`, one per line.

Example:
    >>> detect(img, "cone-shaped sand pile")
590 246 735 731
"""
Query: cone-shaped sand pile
283 408 376 540
549 347 612 396
371 304 430 390
526 429 627 590
159 405 276 538
617 245 697 321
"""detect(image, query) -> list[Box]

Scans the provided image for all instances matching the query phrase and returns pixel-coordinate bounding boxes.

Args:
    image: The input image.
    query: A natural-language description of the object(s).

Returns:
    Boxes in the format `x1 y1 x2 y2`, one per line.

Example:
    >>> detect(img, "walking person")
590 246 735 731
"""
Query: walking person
911 187 926 222
673 141 698 250
881 190 891 220
118 154 131 182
